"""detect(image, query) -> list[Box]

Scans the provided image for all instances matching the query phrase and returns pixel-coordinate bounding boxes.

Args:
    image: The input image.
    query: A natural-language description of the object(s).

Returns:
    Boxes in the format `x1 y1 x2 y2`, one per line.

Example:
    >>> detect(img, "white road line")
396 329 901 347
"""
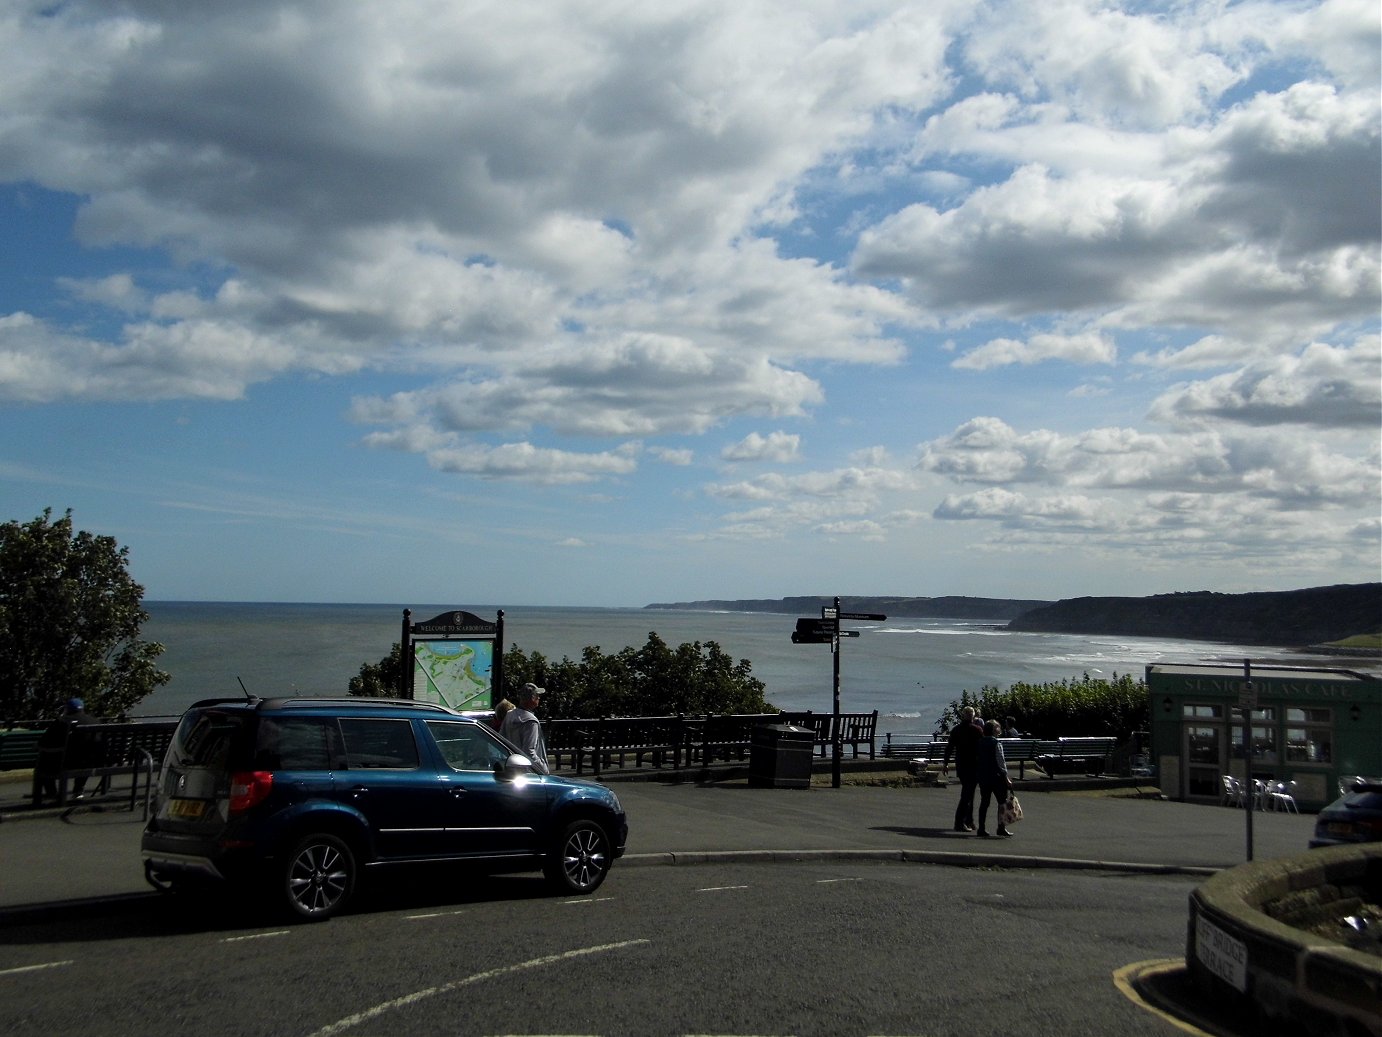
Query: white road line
221 930 291 943
304 939 651 1037
696 885 750 892
0 960 74 977
562 896 615 905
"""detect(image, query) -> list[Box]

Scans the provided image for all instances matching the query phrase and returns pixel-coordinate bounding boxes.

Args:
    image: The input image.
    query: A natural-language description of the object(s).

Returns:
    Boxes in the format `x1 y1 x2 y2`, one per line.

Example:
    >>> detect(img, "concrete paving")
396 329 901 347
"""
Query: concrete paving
0 764 1318 914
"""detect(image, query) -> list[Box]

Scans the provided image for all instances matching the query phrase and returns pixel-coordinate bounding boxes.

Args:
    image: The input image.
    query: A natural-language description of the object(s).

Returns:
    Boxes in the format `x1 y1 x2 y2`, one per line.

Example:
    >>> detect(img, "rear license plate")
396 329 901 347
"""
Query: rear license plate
1325 822 1353 836
168 798 207 820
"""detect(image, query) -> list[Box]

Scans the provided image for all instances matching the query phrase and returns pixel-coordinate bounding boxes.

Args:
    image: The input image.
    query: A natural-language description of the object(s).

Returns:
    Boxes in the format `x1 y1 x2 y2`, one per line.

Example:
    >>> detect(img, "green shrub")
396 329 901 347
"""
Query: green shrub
936 672 1148 741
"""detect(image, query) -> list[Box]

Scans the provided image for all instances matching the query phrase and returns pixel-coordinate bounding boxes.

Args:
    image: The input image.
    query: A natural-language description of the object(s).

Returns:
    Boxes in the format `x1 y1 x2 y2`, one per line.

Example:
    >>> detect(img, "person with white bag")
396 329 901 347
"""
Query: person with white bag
975 719 1014 838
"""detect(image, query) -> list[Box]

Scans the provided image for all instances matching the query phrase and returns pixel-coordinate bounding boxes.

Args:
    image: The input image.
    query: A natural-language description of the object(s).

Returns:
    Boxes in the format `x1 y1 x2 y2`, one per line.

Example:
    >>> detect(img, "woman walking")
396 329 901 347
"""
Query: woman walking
976 719 1013 838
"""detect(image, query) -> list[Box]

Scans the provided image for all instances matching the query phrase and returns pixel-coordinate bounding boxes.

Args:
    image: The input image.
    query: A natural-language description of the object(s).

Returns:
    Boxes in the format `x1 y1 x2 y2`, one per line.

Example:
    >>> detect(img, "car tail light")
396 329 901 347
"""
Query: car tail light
229 771 273 814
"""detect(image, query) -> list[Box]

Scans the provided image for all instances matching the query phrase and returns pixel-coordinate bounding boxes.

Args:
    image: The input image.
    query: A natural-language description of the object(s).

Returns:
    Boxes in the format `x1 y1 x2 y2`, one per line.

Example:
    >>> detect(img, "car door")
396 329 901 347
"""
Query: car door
423 720 549 857
335 717 450 859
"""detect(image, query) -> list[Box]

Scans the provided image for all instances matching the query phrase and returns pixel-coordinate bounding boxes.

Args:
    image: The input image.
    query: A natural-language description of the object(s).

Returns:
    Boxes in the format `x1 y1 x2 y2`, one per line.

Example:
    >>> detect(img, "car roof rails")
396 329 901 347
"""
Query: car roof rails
189 696 263 709
258 697 461 714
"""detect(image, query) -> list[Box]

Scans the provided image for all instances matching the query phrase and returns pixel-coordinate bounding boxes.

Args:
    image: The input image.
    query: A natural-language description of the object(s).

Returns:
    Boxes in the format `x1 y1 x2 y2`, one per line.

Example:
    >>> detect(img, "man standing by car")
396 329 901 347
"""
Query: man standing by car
500 682 550 774
941 706 984 832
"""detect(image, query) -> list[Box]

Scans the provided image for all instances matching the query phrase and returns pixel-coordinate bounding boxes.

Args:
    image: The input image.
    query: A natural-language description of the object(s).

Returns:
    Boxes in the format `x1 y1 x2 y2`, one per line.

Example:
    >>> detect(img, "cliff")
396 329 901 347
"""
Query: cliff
1005 583 1381 647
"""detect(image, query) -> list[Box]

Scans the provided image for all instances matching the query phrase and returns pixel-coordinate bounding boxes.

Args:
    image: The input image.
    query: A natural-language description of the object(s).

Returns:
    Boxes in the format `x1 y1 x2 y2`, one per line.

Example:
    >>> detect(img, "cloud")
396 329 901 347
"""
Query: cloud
918 412 1379 507
952 330 1116 370
721 430 801 463
1148 337 1381 429
423 441 640 485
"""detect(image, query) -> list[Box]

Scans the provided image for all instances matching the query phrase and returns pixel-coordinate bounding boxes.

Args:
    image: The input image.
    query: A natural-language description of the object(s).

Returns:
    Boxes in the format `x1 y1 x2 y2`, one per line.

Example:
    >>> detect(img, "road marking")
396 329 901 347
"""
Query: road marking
221 930 290 943
0 961 74 978
304 939 651 1037
563 896 615 905
815 877 864 884
1112 959 1220 1037
696 884 750 892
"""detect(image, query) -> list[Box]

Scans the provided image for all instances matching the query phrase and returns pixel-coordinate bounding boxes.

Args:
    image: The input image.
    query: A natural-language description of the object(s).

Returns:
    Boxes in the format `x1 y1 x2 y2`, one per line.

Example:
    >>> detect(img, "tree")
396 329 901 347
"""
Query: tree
349 642 408 698
353 632 774 718
0 508 170 721
934 673 1149 741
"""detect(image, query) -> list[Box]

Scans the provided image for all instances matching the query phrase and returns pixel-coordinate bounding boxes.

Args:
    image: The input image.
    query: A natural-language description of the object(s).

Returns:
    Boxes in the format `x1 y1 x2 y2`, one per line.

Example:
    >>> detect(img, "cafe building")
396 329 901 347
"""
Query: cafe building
1147 662 1382 810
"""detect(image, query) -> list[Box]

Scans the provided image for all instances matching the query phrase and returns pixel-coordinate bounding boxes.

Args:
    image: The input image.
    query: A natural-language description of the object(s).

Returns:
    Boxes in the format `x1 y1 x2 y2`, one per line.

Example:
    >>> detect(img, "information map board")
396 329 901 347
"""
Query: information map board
401 609 504 712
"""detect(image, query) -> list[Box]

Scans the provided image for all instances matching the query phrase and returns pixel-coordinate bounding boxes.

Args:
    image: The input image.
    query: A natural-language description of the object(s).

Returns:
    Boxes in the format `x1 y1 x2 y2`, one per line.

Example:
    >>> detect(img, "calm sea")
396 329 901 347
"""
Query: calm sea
136 602 1286 739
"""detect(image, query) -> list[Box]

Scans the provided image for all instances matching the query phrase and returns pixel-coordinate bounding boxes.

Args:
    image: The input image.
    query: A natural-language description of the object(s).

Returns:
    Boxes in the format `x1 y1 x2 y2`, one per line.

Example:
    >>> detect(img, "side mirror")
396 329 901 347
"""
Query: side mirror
495 752 534 781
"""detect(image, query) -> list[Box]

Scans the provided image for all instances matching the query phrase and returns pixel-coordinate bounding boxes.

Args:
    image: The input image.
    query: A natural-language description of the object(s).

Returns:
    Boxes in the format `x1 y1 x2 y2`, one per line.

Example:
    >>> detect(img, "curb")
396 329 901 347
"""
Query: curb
620 847 1218 876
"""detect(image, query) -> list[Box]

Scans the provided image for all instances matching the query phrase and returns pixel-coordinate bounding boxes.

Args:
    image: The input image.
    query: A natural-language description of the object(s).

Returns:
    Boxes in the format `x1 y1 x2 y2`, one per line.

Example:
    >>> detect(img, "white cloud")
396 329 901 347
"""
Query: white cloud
952 330 1116 370
721 430 801 463
1148 337 1381 429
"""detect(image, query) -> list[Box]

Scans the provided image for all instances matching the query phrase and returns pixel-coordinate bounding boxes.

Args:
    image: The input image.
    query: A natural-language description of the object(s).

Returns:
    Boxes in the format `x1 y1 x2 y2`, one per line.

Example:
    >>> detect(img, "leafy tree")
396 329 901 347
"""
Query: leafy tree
934 672 1148 741
0 508 170 721
348 641 408 698
354 632 774 718
500 632 773 719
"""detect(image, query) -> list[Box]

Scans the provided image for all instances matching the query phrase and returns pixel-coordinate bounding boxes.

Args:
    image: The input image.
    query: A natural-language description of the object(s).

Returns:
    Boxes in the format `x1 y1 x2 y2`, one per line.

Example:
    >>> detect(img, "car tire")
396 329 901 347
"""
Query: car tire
282 833 356 921
543 819 612 894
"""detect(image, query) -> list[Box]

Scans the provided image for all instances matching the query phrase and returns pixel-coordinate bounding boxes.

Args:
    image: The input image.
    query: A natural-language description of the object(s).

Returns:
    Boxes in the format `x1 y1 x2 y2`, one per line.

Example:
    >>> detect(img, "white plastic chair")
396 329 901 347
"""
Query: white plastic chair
1270 781 1299 813
1221 775 1244 807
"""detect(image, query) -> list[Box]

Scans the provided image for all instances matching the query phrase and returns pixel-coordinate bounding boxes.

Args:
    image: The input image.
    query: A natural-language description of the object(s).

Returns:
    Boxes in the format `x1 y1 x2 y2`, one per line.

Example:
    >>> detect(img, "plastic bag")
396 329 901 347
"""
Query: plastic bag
999 794 1023 826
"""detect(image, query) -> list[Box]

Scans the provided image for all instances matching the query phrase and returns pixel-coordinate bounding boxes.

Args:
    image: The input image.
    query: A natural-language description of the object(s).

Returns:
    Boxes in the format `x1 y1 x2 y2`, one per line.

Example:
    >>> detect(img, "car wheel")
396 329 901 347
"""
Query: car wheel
282 833 356 921
544 819 612 894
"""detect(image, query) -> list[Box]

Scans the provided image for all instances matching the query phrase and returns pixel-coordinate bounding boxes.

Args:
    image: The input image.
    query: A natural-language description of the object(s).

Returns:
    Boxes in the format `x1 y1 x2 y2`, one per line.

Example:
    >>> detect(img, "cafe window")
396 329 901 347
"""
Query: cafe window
1231 715 1278 764
1182 704 1223 719
1285 707 1332 765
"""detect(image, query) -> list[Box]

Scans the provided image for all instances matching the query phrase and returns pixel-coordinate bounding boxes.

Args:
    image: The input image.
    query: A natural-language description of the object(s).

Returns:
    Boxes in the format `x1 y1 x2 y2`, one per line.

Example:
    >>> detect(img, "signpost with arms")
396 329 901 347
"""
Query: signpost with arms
789 597 885 788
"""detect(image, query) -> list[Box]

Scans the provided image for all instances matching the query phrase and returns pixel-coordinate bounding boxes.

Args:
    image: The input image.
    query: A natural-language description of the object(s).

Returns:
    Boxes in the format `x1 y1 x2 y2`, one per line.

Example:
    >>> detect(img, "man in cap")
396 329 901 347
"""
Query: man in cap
499 682 550 774
35 697 99 804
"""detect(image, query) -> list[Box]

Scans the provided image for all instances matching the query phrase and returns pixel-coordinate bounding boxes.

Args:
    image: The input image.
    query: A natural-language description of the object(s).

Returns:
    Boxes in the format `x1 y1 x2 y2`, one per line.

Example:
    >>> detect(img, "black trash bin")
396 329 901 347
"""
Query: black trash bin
749 723 814 788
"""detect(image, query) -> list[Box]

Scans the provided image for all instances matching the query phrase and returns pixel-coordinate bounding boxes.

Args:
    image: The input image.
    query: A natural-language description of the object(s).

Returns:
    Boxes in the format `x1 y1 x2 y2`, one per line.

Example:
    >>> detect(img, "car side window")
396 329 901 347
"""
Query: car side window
338 718 420 769
426 721 510 772
254 717 341 770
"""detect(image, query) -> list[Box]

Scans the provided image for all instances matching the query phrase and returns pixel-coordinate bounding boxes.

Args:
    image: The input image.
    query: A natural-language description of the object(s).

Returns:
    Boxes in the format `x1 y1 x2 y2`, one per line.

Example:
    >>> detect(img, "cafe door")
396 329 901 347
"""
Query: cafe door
1183 721 1226 802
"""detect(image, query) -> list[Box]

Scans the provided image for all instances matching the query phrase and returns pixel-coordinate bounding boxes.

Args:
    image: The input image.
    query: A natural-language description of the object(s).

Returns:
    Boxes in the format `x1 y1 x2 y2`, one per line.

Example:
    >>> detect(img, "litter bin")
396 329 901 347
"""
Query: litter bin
749 723 814 788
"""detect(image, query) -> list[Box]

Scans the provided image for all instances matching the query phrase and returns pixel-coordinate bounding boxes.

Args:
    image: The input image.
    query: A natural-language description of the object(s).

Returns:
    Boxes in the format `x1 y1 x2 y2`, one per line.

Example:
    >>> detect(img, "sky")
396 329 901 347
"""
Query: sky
0 0 1378 608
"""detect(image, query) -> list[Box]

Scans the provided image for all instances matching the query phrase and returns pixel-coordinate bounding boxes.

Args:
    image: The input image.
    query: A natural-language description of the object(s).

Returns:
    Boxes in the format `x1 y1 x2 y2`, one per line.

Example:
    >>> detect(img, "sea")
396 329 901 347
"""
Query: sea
135 601 1291 740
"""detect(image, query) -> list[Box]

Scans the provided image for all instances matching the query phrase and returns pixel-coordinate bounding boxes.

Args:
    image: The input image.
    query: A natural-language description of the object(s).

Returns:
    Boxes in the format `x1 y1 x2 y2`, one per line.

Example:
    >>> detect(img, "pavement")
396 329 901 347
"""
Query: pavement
0 760 1319 915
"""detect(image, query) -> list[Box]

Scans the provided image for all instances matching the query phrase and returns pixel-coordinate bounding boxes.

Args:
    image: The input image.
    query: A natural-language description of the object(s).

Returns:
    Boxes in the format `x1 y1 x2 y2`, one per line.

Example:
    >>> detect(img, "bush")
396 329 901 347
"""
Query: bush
500 632 773 719
936 672 1148 742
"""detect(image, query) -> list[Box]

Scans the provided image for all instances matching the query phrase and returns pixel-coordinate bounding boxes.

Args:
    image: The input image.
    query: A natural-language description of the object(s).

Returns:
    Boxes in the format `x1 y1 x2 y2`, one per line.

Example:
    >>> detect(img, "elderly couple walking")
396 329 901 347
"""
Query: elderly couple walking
941 706 1014 838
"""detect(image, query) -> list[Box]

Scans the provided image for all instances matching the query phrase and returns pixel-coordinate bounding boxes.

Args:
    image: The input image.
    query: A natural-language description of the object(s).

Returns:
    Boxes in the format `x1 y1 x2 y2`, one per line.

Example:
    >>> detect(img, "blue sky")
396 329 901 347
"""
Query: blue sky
1 0 1378 607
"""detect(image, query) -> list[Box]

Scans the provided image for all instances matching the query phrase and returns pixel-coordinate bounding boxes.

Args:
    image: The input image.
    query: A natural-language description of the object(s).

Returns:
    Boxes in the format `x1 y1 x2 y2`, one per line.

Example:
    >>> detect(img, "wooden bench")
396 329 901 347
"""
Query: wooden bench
0 729 42 770
32 721 177 810
546 716 688 777
898 736 1118 779
837 711 878 759
690 713 780 769
1034 736 1117 777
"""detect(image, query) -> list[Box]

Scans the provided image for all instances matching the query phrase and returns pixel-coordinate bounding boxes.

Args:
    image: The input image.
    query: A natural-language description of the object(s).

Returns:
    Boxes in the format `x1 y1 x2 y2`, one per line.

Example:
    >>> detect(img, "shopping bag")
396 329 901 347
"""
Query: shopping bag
999 794 1023 826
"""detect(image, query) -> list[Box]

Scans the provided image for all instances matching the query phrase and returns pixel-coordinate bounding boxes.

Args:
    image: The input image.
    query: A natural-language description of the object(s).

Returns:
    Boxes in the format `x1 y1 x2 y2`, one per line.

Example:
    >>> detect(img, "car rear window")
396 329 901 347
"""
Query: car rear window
168 709 253 770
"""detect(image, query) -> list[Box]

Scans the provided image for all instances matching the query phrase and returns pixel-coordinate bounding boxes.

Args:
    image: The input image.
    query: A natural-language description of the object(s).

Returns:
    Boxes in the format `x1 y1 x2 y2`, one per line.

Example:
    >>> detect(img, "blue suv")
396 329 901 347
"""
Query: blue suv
141 697 627 920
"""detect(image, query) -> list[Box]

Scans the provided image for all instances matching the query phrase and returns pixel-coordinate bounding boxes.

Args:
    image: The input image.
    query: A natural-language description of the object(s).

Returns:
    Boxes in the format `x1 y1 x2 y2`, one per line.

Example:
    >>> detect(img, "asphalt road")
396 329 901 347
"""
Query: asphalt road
0 859 1203 1037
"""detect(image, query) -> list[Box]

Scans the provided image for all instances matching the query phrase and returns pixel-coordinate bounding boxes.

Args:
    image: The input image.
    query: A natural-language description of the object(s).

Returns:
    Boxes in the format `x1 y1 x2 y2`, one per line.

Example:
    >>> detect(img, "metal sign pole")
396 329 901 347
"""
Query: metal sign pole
832 597 842 789
1243 658 1254 862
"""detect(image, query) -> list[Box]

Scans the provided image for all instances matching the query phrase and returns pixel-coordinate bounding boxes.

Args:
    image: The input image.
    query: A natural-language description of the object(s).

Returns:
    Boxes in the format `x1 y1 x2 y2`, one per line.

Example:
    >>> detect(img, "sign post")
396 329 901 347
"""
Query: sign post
789 598 885 788
400 608 505 710
1241 658 1255 861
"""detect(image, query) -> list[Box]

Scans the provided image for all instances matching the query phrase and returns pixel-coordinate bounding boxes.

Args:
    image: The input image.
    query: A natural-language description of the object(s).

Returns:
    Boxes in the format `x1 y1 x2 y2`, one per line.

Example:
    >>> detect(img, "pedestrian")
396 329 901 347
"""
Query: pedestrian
499 682 550 774
1004 716 1021 737
976 719 1014 838
35 697 98 804
491 698 515 731
941 706 984 832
